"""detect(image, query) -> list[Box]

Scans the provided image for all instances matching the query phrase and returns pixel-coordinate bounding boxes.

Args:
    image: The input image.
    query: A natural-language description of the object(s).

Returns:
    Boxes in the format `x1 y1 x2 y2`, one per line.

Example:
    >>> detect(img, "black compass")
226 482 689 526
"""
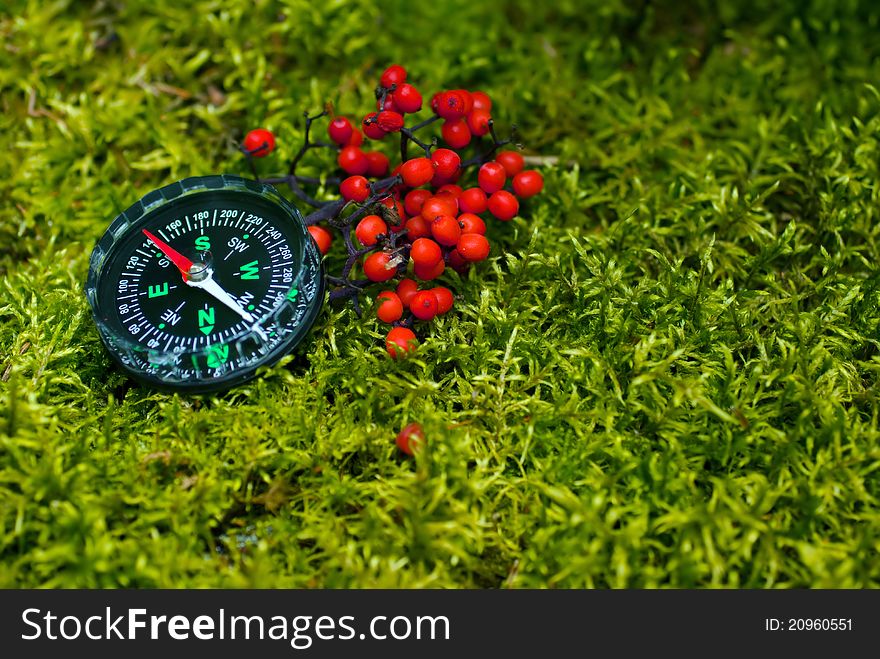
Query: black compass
85 175 324 393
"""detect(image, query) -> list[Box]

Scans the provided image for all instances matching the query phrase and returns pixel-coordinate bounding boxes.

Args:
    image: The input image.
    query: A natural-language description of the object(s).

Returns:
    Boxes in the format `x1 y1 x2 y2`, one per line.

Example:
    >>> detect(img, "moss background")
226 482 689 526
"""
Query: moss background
1 0 879 587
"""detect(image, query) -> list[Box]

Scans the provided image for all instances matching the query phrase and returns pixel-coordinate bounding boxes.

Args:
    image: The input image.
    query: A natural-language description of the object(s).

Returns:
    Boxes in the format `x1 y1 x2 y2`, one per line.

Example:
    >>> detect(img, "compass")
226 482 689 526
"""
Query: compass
85 175 324 393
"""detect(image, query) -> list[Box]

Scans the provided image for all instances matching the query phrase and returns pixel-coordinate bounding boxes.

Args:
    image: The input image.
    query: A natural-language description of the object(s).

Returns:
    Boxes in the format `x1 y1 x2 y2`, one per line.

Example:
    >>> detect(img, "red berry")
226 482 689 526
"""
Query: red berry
420 195 458 222
327 117 353 146
454 90 474 114
488 190 519 221
458 187 488 214
430 148 461 179
307 225 332 255
441 119 471 149
381 95 401 112
243 128 275 157
380 64 407 89
457 233 490 262
362 112 387 139
512 170 544 198
346 128 364 147
434 90 468 120
496 151 525 177
431 214 461 246
340 175 370 203
376 110 404 133
437 184 463 198
410 290 439 320
471 91 492 112
413 258 445 281
396 278 419 307
404 215 431 241
410 237 442 267
404 189 432 216
466 109 492 137
363 251 397 282
386 327 417 358
447 249 469 272
457 212 486 235
364 151 390 177
376 291 404 324
432 286 454 314
393 83 423 113
338 146 369 175
478 162 506 194
355 214 387 246
400 157 435 187
396 422 425 455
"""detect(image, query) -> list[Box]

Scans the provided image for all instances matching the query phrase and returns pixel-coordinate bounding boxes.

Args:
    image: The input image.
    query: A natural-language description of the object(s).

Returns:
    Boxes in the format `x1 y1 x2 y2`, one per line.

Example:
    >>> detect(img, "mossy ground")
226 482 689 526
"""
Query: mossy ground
1 1 879 587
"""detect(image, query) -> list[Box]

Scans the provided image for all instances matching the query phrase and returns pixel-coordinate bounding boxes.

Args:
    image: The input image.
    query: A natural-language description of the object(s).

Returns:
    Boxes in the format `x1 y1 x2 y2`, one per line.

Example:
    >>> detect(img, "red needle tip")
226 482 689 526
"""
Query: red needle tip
142 228 195 277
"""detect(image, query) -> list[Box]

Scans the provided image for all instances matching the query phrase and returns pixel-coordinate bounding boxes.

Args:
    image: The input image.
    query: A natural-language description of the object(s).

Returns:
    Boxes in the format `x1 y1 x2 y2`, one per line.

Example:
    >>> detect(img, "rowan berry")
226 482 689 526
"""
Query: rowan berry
396 278 419 307
338 146 369 175
420 195 458 222
400 157 435 187
441 119 471 149
431 148 461 179
307 225 333 255
376 291 404 323
393 83 423 113
363 251 397 282
512 170 544 198
404 215 431 241
436 184 463 198
496 150 525 177
396 422 425 455
410 290 439 320
340 175 370 203
380 64 407 89
430 214 461 246
457 212 486 235
457 233 490 262
376 110 404 133
478 162 507 194
386 327 417 358
346 128 364 147
404 189 432 217
447 249 469 272
432 286 454 314
364 151 390 177
466 109 492 137
362 112 386 139
458 187 488 214
410 237 442 267
413 258 445 281
488 190 519 221
381 95 401 112
327 117 353 146
243 128 275 157
471 91 492 112
355 215 387 246
454 89 474 114
434 90 468 121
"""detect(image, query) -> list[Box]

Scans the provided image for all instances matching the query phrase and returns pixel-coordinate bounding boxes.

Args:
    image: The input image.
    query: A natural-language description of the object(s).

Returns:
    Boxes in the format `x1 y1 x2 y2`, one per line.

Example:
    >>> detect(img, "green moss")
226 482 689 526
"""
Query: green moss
1 0 879 587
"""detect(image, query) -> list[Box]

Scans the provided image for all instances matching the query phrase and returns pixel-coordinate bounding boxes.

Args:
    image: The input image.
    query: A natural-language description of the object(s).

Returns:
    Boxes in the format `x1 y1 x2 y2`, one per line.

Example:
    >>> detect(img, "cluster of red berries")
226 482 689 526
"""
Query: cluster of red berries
241 64 544 363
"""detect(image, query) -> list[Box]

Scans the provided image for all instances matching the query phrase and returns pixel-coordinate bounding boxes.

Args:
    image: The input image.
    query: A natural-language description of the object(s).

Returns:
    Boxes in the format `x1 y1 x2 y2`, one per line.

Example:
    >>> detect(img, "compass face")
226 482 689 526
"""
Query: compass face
85 175 324 393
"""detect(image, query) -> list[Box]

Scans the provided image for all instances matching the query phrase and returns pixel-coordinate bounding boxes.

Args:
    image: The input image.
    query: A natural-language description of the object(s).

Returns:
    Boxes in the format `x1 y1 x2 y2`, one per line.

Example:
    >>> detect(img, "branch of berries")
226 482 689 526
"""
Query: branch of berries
239 64 545 358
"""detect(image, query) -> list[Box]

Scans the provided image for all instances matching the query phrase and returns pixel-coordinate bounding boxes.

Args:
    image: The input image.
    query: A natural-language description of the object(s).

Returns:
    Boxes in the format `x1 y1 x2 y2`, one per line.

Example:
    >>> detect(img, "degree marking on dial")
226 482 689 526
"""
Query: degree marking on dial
157 229 170 242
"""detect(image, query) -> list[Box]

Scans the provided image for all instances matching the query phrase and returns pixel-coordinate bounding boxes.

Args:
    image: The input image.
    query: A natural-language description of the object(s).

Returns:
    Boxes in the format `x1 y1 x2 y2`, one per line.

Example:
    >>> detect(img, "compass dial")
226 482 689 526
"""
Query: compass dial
85 175 324 393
